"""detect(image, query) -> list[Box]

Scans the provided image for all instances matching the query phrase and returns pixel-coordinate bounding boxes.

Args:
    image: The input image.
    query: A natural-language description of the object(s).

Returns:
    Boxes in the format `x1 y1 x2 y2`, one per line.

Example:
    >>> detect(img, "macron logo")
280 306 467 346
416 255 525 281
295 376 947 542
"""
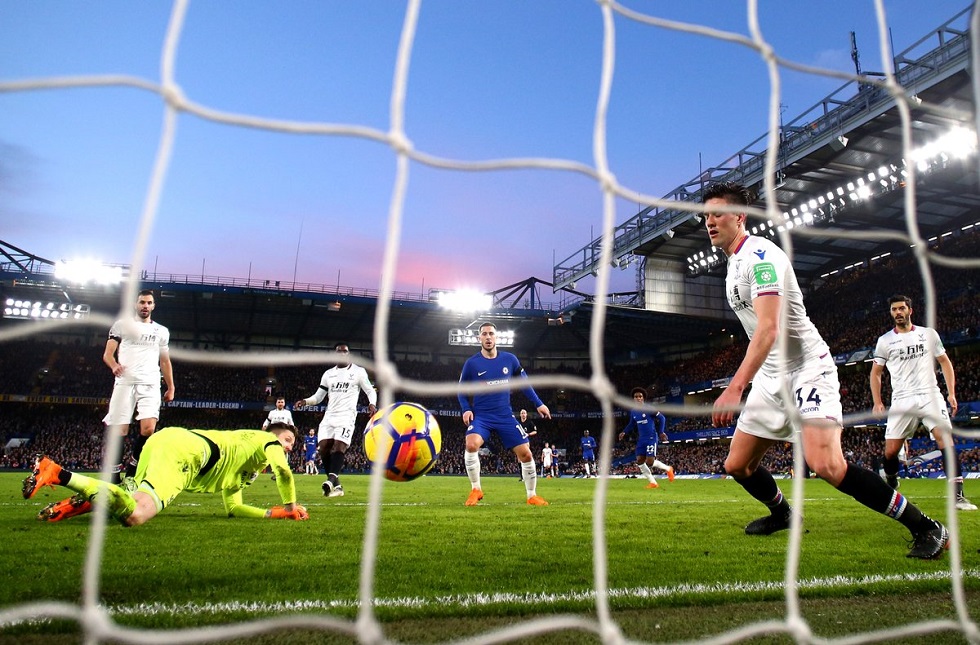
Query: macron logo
753 249 766 260
478 371 487 376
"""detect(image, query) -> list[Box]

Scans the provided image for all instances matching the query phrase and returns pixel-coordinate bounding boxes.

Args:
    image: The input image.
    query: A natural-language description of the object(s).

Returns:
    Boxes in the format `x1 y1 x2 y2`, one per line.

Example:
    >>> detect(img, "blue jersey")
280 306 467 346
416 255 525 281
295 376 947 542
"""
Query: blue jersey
581 435 597 458
621 410 666 444
304 435 318 461
458 351 543 420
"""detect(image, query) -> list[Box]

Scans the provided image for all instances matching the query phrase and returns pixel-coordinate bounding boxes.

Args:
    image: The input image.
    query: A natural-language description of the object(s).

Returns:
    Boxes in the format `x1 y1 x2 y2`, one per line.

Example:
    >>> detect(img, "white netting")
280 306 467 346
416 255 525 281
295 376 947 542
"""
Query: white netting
1 0 979 643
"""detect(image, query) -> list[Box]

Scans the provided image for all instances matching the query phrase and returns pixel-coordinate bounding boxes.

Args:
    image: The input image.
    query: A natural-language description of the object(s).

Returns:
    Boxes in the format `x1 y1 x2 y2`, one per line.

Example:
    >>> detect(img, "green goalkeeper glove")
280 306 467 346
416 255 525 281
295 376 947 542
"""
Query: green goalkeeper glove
266 505 309 520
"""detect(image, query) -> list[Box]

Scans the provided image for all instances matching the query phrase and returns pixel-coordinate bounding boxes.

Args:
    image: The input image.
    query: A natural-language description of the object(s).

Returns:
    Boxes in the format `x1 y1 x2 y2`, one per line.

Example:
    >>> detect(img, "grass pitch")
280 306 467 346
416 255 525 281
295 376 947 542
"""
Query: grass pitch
1 472 978 643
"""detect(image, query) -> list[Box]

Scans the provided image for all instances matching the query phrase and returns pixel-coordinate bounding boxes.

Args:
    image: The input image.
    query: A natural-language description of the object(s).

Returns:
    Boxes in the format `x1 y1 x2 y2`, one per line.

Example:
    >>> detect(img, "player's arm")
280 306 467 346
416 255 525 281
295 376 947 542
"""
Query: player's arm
222 488 268 519
159 349 175 402
296 374 329 409
656 413 668 442
265 443 309 520
261 413 272 430
936 353 957 415
869 361 886 415
103 337 123 376
619 415 635 441
713 293 780 427
359 371 378 416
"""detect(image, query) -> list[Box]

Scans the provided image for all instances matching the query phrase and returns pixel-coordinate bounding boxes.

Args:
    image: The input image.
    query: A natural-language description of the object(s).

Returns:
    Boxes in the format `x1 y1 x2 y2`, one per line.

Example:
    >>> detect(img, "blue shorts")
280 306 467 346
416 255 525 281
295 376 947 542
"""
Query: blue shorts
636 440 658 459
582 451 595 462
466 414 529 450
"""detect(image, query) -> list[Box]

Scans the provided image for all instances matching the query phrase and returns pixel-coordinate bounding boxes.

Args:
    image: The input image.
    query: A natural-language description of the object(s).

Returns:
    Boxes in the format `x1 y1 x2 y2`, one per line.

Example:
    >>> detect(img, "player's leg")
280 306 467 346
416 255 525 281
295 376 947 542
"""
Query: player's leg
24 455 136 523
464 428 486 505
316 423 334 495
128 384 162 479
326 429 353 497
649 442 674 482
636 446 658 488
725 430 790 533
727 371 796 535
803 421 948 557
928 410 976 510
798 365 948 558
512 442 546 505
882 402 916 490
102 384 137 485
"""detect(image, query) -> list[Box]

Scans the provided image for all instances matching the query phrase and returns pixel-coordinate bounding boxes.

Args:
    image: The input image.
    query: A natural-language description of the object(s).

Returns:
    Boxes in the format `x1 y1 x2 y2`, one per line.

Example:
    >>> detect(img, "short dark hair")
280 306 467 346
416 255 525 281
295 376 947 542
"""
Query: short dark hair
630 387 647 399
703 181 756 207
267 422 297 441
334 342 349 351
888 294 913 308
479 322 497 331
137 289 155 299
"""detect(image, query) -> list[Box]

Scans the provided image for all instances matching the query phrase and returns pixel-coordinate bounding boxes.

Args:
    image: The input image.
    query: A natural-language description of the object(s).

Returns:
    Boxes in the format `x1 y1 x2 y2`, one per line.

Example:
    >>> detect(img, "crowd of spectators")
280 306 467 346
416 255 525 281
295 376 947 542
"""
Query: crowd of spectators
3 403 976 480
1 229 977 475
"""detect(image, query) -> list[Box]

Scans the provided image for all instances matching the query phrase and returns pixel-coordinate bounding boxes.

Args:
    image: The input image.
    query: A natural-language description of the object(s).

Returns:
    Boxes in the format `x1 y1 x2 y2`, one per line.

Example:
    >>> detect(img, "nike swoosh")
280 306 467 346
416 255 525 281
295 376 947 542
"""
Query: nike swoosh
478 371 487 376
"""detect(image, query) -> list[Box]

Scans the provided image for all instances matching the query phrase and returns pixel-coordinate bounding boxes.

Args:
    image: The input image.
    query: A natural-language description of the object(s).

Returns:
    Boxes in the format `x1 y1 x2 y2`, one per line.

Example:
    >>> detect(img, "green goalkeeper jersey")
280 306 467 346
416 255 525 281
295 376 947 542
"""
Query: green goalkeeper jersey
151 427 296 517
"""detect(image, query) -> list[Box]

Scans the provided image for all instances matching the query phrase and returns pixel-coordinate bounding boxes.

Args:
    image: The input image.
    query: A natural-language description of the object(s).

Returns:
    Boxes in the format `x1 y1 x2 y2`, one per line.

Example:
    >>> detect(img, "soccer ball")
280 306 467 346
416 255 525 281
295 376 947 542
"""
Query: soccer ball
363 402 441 482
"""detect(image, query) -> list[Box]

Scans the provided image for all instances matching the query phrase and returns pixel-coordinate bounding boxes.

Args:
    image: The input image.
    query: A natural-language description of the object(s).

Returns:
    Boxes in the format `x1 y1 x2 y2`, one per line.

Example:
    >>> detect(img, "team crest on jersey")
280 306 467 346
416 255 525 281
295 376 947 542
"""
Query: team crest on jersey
502 367 509 375
753 262 777 285
753 249 766 259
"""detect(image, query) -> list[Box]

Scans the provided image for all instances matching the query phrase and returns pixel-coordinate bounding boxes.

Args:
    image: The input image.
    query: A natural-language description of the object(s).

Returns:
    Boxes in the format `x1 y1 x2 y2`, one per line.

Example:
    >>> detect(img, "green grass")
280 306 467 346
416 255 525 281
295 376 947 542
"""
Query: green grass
1 473 978 643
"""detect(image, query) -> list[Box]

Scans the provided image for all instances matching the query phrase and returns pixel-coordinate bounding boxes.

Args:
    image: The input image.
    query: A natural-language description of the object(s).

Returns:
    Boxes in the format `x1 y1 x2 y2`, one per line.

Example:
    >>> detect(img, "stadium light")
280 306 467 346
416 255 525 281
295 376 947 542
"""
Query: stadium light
3 298 90 321
688 125 977 277
435 289 492 313
55 259 126 285
448 328 515 347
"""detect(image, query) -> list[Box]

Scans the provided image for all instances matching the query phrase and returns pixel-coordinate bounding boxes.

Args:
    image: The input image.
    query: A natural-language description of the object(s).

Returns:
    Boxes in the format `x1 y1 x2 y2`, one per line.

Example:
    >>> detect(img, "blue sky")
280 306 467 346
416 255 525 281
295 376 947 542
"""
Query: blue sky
0 1 968 300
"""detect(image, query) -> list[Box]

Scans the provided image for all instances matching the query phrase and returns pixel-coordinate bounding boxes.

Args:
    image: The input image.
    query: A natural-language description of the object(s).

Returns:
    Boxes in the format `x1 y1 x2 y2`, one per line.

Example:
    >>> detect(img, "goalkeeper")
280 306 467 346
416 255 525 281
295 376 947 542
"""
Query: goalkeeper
23 422 309 525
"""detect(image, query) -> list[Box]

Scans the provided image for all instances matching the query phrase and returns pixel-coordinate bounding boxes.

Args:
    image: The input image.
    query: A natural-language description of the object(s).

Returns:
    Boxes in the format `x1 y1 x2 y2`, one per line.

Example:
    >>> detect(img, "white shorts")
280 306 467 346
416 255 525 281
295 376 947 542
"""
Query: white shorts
103 383 162 427
736 356 843 442
885 392 951 440
543 457 553 468
318 421 355 446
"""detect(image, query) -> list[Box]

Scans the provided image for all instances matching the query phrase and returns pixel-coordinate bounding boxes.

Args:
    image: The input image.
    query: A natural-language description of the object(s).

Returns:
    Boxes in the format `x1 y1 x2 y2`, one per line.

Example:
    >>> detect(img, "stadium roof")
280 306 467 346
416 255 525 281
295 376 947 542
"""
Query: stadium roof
555 6 979 287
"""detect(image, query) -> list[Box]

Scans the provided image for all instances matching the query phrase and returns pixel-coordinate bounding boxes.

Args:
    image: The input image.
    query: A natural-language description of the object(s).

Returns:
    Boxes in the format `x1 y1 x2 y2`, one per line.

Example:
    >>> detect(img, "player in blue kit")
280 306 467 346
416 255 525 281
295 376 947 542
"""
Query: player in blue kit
303 428 318 475
458 322 551 506
619 387 675 488
580 430 597 478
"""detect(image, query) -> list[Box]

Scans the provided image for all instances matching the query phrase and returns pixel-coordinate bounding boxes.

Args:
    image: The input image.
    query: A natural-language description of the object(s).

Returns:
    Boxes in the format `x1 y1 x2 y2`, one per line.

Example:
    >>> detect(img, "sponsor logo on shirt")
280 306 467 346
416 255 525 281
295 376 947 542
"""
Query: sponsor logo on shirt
753 262 777 285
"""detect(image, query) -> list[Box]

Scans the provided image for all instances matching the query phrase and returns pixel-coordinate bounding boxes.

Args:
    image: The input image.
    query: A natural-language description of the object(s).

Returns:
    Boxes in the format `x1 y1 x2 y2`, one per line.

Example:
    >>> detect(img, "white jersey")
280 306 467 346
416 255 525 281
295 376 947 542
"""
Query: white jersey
542 447 553 467
263 408 295 429
725 235 829 376
304 364 377 428
873 325 946 399
107 317 170 385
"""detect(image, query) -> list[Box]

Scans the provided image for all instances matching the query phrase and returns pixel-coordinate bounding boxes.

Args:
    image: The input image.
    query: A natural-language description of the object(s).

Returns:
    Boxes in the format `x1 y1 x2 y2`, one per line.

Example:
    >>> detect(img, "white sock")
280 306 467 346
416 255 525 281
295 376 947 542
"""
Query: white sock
464 451 481 490
653 460 669 472
522 460 538 498
639 462 655 483
584 462 591 476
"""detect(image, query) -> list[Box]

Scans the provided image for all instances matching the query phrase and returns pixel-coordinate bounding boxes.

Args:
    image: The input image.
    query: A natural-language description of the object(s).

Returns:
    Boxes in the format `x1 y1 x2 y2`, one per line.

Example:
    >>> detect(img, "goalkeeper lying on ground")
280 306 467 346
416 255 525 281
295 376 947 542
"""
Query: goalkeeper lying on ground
22 422 309 525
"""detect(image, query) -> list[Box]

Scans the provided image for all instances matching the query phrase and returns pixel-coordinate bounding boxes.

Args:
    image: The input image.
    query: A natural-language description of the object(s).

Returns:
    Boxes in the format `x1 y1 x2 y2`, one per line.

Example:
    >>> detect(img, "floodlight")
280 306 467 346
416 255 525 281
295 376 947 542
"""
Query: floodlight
436 289 492 313
55 259 125 285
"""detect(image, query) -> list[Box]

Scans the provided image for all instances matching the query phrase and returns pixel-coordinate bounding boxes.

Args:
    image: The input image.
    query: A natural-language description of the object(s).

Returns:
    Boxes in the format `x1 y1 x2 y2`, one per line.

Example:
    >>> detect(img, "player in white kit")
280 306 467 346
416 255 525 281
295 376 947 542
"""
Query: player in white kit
703 182 948 559
103 289 175 483
262 397 295 429
295 343 376 498
870 294 975 510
